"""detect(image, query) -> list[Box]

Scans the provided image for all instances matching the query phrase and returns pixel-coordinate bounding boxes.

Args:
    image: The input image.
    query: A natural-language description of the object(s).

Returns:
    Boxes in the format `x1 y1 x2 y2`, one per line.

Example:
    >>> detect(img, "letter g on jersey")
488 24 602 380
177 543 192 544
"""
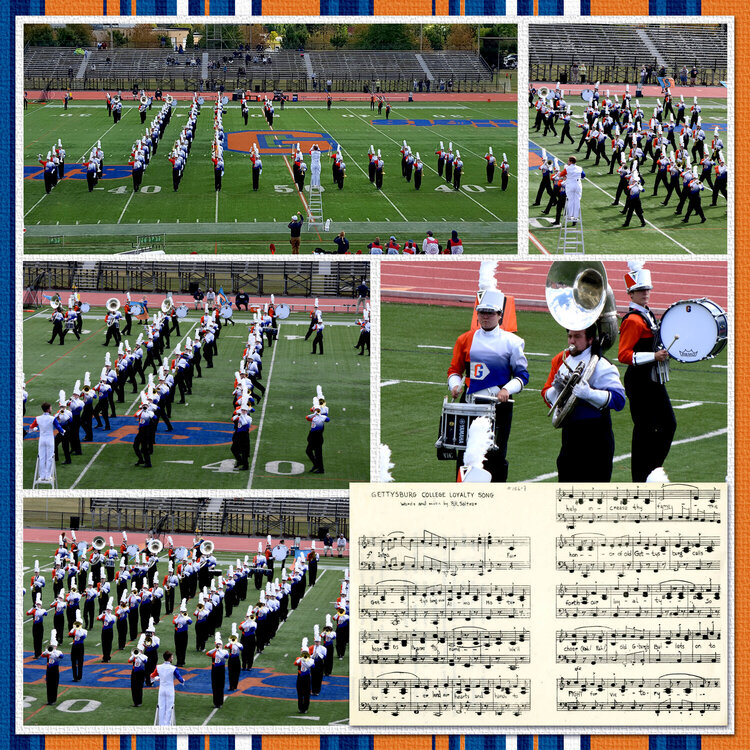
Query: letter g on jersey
472 362 489 380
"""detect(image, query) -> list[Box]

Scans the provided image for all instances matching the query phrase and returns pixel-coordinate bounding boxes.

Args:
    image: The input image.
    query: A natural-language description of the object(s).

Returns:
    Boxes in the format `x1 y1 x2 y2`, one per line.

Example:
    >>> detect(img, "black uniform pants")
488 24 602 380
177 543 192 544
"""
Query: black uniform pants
46 665 60 703
211 665 225 707
297 672 311 713
312 331 324 354
70 643 84 681
306 430 324 471
625 368 677 482
558 413 615 481
131 669 144 706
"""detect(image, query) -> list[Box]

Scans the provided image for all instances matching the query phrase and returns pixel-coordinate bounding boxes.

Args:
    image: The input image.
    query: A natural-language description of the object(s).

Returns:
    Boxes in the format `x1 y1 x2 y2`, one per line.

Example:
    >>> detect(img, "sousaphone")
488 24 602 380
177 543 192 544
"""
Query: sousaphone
545 261 617 428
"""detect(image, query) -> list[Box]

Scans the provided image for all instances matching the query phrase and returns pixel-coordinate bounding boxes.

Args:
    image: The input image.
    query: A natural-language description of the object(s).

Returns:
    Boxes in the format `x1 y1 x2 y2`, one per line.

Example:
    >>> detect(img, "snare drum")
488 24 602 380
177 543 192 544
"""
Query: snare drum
436 398 496 460
659 298 728 363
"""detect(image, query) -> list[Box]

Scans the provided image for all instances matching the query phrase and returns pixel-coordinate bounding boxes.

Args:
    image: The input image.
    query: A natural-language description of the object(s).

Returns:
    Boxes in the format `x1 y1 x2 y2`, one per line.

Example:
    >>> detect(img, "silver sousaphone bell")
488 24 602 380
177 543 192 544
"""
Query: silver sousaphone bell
545 261 618 428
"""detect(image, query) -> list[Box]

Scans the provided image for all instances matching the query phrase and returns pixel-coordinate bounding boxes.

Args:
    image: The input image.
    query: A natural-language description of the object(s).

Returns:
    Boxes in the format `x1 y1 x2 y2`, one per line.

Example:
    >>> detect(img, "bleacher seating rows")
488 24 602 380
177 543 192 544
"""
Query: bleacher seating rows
529 23 727 66
25 46 493 83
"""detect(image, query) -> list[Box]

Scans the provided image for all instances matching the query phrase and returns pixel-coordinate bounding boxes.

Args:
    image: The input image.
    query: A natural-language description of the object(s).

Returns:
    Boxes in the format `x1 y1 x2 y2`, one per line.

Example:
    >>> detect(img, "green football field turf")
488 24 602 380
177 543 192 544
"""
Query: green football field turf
527 95 728 255
21 543 350 727
24 99 517 254
380 303 728 483
23 306 370 490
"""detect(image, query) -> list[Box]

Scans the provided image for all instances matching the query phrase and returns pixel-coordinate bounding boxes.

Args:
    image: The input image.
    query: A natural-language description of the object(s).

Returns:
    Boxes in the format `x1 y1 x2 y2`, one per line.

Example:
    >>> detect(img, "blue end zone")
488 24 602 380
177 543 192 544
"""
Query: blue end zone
25 165 131 181
23 417 240 446
23 654 348 700
371 119 516 128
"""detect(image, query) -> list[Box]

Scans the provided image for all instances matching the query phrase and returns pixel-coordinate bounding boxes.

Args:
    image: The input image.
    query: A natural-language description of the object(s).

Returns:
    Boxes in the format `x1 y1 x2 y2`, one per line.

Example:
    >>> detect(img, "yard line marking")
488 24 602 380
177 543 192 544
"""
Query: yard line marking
417 344 452 350
381 379 444 387
202 707 220 726
70 443 107 490
673 401 704 410
24 193 49 219
26 325 108 383
117 190 136 225
247 324 279 490
529 231 550 255
347 107 503 222
303 107 408 222
529 138 696 255
526 428 728 482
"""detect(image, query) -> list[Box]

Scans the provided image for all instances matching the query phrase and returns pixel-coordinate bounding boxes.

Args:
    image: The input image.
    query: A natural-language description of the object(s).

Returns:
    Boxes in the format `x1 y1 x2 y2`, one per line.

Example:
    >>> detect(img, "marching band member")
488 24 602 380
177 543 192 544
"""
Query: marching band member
309 625 326 695
68 610 87 682
306 399 330 474
27 593 48 658
227 624 243 690
447 264 529 482
206 632 229 709
239 606 257 671
542 327 625 481
295 637 315 714
44 630 64 704
29 402 65 483
152 650 184 725
97 601 116 662
617 262 676 481
128 635 148 707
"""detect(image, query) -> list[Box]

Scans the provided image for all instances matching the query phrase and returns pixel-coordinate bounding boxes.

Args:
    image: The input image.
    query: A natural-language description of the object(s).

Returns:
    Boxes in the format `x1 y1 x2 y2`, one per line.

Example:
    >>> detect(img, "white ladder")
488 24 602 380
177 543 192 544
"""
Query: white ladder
307 185 324 229
32 454 57 489
557 211 585 254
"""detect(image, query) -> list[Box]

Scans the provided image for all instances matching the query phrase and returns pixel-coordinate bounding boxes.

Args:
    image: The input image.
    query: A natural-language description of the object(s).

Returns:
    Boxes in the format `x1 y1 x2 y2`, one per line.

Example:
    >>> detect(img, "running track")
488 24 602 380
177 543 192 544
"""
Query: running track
381 260 729 313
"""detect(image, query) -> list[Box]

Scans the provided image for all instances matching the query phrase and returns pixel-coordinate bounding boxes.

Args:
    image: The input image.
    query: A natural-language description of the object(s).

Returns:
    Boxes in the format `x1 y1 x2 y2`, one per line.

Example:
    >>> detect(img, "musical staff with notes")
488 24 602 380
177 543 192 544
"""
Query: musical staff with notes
359 582 530 622
358 674 531 717
351 483 728 728
359 531 531 576
556 533 720 576
556 624 721 666
359 626 531 667
556 485 721 526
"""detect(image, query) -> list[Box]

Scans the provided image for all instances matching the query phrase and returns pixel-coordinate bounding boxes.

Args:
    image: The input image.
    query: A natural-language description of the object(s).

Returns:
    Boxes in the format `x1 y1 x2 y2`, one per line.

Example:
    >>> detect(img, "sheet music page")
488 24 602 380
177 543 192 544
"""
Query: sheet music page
349 483 728 729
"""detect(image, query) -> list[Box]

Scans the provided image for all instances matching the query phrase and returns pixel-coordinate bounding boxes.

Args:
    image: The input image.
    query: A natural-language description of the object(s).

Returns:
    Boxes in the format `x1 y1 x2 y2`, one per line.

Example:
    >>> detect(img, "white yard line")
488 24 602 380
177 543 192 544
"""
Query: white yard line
303 107 408 222
526 428 728 482
67 322 199 490
247 326 279 489
529 138 696 255
117 190 136 225
348 107 503 222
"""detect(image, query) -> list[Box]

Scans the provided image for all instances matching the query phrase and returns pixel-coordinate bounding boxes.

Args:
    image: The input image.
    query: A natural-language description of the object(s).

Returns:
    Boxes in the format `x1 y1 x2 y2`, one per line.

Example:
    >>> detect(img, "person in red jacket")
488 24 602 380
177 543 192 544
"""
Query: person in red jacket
617 261 676 481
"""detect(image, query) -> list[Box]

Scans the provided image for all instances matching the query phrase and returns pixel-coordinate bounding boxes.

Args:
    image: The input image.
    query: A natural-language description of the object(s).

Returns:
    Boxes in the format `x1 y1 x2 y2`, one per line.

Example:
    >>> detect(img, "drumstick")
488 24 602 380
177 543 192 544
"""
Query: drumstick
663 334 680 353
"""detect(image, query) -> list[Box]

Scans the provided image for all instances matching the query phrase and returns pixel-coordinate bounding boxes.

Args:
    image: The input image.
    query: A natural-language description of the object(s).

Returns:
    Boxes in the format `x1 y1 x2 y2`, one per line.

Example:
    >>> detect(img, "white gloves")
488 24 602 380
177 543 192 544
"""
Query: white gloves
572 381 609 409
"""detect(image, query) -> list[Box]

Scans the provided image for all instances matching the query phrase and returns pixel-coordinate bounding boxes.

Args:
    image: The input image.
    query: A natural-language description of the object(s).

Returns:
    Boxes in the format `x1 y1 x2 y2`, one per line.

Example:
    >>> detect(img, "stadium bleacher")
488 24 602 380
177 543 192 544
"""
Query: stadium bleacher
529 23 727 85
24 46 497 91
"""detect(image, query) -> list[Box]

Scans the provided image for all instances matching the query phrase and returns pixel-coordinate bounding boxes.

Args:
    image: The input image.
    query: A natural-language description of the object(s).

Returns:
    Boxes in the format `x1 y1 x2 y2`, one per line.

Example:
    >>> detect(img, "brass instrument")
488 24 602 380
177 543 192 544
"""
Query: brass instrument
545 261 618 428
160 297 174 315
140 94 148 105
147 539 163 555
92 536 106 551
106 298 121 313
200 540 215 556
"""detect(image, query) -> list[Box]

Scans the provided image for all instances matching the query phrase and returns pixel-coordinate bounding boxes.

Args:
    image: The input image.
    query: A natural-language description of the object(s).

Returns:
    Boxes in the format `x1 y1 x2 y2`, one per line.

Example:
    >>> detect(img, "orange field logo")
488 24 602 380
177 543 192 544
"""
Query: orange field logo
226 130 338 155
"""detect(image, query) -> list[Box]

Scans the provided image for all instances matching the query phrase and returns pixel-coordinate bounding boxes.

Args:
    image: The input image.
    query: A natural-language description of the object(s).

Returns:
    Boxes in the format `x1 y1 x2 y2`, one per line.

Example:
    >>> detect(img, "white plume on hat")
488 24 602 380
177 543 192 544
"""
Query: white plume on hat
378 443 394 482
461 416 494 481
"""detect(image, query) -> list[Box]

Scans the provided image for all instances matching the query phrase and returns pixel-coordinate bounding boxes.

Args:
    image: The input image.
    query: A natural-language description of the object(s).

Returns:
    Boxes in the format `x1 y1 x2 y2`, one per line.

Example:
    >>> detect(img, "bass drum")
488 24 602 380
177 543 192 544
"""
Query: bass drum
659 298 728 363
130 302 144 316
173 546 189 561
176 304 189 319
80 302 91 313
275 303 291 320
220 304 233 319
126 544 140 560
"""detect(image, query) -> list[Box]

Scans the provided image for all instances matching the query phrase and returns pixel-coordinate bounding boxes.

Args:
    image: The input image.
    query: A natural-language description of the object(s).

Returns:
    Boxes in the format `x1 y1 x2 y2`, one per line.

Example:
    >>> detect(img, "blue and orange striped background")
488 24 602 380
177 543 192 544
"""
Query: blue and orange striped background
10 0 709 15
6 736 710 750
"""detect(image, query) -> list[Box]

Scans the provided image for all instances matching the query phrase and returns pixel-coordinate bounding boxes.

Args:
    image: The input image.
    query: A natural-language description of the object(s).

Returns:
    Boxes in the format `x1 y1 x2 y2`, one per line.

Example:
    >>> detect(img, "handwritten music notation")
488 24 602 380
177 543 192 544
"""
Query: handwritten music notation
557 580 720 618
556 533 721 576
557 671 721 715
556 485 721 526
556 624 721 666
359 627 531 668
359 531 531 576
358 674 531 717
360 582 531 622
